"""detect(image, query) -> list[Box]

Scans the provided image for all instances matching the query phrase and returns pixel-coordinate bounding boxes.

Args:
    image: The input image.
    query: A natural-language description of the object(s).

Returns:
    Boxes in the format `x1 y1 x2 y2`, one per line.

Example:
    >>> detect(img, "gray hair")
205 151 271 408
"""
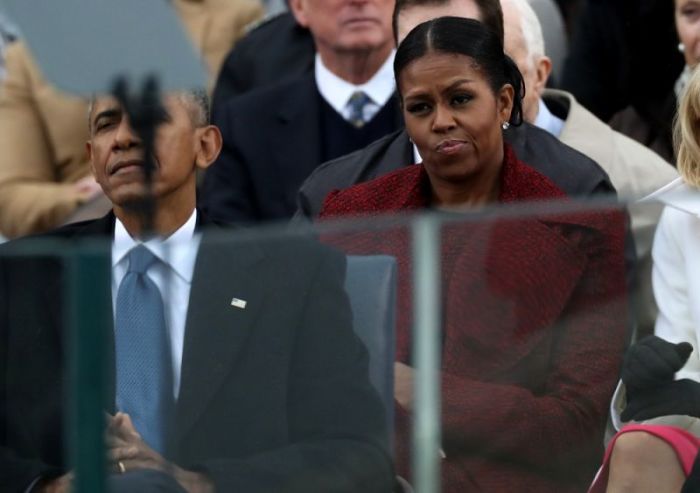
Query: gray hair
504 0 545 66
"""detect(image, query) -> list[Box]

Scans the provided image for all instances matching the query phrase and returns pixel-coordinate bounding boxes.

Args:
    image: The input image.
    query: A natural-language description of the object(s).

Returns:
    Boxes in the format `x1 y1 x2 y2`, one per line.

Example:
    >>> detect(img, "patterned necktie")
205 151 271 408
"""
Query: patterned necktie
114 245 173 453
347 91 372 128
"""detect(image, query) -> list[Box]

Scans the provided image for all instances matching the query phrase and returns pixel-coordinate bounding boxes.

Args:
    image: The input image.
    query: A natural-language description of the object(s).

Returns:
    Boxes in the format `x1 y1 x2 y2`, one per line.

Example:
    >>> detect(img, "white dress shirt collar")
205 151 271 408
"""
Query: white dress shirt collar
314 51 396 116
534 98 565 138
112 209 199 283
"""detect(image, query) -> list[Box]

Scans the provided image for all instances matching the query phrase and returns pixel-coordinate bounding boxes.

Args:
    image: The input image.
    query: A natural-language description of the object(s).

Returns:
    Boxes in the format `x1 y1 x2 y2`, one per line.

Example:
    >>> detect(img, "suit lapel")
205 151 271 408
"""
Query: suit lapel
175 231 266 440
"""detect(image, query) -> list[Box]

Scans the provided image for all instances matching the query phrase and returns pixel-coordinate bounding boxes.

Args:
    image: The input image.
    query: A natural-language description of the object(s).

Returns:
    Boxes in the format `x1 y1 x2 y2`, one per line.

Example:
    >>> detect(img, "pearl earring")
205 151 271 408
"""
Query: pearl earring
679 43 686 53
501 121 510 130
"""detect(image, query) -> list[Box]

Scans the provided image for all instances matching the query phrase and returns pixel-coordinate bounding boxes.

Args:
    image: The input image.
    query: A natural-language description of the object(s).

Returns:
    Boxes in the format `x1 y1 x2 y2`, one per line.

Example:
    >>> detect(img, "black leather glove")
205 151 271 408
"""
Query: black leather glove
622 378 700 421
621 335 693 390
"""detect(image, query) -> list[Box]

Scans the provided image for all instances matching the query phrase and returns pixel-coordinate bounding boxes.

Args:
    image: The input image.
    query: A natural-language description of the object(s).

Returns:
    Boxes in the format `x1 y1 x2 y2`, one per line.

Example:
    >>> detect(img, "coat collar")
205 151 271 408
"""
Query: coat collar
320 143 567 217
642 177 700 216
543 89 617 173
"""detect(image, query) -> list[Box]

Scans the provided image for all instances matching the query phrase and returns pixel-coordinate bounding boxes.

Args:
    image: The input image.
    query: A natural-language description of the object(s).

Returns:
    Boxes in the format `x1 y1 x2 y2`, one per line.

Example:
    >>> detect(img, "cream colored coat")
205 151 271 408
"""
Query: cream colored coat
543 89 679 335
0 0 262 238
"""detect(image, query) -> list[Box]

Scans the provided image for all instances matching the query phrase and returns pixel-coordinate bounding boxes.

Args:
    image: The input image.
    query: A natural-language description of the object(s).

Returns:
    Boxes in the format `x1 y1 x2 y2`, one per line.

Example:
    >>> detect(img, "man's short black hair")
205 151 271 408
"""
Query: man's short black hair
391 0 504 45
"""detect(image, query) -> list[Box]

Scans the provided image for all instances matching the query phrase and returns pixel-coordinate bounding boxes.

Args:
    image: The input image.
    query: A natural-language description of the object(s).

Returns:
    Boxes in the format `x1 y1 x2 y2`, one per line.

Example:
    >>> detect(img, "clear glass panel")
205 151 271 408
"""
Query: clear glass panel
0 197 672 492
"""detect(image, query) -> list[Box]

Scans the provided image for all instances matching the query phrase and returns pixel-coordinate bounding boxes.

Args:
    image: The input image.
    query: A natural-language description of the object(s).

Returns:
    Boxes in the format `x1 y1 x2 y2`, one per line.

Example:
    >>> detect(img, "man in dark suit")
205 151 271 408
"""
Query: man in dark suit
200 0 402 224
211 11 315 115
0 91 392 492
295 0 617 220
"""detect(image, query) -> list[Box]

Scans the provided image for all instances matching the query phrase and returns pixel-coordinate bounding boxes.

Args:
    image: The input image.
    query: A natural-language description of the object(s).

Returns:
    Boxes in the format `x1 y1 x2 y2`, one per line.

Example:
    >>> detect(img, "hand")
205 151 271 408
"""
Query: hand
36 472 73 493
621 379 700 422
106 412 166 473
394 362 414 411
106 413 213 493
72 175 103 203
621 335 693 391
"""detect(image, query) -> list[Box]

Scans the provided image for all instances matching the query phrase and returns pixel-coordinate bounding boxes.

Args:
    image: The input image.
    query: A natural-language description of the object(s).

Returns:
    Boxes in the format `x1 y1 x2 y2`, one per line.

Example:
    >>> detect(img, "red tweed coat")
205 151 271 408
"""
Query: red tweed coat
319 145 628 492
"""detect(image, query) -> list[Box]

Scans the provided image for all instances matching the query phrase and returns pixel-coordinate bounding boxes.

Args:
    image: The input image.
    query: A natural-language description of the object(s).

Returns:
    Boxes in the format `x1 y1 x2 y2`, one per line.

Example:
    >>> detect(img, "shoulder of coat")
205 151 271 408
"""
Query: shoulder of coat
244 10 287 35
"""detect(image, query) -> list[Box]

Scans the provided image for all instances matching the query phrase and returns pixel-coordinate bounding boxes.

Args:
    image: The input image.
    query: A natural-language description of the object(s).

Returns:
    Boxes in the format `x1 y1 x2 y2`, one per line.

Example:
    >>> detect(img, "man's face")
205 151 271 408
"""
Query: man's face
502 1 541 123
290 0 394 56
396 0 482 44
87 95 205 209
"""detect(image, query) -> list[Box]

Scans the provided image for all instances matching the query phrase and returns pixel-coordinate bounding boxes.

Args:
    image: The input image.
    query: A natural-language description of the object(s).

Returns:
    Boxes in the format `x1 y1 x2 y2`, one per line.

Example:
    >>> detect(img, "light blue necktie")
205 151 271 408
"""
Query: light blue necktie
347 91 372 128
115 245 173 453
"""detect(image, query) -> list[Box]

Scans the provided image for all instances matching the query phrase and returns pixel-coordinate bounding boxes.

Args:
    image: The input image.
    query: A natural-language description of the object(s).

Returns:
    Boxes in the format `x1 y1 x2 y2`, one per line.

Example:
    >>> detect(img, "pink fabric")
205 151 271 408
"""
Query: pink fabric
588 424 700 492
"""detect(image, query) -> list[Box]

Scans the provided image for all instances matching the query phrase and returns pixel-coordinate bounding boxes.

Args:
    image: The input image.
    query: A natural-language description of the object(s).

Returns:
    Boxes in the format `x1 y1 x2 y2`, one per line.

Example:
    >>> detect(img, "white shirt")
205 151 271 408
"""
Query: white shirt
534 98 565 138
111 210 201 399
314 51 396 123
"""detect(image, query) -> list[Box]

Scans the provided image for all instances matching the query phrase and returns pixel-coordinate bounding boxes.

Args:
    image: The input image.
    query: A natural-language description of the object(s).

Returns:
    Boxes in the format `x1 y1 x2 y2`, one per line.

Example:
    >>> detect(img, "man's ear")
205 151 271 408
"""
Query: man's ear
194 125 223 170
533 56 552 98
288 0 309 28
85 141 97 176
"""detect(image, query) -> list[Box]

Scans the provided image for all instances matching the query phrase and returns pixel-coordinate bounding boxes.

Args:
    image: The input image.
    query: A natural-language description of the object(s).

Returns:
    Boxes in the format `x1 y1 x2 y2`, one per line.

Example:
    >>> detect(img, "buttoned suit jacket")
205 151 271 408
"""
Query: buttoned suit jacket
0 0 263 238
200 74 403 224
318 146 629 492
0 213 392 492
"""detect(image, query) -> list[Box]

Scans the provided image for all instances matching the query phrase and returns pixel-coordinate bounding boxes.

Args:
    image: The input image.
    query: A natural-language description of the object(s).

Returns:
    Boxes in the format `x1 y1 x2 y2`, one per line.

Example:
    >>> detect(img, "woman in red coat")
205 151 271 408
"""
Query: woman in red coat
319 17 629 492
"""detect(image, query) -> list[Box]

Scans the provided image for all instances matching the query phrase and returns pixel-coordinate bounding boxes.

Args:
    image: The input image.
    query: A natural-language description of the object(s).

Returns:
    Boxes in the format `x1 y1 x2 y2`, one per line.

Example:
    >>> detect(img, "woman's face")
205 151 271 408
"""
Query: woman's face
676 0 700 67
399 51 513 188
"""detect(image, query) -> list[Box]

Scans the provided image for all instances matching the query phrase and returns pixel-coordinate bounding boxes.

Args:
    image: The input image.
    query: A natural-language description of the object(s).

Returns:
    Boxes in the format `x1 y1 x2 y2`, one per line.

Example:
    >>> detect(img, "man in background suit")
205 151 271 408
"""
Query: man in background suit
200 0 403 224
211 10 315 114
0 91 391 492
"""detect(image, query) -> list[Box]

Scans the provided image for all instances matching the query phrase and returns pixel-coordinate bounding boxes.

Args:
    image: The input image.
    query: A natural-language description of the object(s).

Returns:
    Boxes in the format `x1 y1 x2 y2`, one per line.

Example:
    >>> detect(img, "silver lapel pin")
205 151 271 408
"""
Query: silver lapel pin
230 297 247 309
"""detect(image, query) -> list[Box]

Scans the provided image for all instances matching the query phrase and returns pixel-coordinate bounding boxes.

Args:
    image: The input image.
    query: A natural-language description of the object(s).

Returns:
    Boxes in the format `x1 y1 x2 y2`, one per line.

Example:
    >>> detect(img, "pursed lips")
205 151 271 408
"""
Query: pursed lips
435 139 468 155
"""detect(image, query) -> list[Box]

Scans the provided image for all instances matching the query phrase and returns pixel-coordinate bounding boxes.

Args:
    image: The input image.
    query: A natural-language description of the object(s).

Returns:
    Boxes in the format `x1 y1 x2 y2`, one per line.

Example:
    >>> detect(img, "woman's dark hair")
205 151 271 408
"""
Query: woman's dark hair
394 16 524 126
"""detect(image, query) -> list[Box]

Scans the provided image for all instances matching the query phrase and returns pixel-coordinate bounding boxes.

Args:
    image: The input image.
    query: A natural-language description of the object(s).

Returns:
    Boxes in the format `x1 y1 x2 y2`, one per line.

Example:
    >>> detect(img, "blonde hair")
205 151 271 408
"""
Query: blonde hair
675 66 700 188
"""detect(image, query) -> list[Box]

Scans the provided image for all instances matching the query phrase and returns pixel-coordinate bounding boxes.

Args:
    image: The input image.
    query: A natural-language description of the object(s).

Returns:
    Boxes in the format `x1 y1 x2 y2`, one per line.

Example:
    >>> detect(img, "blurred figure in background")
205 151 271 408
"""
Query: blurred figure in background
501 0 677 337
561 0 682 138
212 10 315 114
0 9 18 82
0 0 263 239
607 0 699 163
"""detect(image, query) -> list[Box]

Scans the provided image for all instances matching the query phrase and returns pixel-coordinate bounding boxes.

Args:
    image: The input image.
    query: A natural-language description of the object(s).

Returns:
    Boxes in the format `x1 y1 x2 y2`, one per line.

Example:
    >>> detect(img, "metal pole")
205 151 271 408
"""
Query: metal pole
67 243 111 493
411 215 442 493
